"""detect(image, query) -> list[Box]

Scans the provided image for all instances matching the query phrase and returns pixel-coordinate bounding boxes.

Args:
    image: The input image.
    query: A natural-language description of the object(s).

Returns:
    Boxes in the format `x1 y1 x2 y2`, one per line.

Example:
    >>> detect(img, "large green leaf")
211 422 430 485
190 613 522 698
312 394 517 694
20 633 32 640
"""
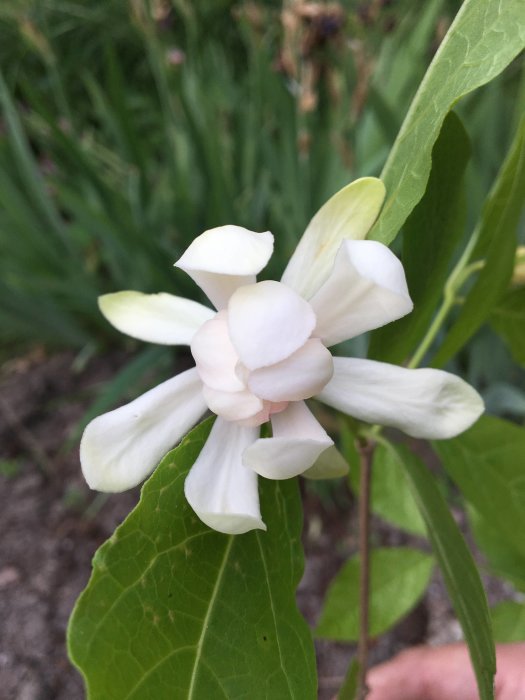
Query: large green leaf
68 419 316 699
394 443 495 700
349 443 426 537
468 506 525 592
490 287 525 366
369 111 470 364
316 547 434 641
434 415 525 559
432 118 525 366
368 0 525 245
491 602 525 642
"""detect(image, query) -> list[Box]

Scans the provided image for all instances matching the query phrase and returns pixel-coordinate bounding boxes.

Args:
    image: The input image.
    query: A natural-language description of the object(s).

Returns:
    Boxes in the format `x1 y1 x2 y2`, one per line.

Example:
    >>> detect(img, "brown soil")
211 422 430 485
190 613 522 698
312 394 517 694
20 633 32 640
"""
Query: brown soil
0 350 509 699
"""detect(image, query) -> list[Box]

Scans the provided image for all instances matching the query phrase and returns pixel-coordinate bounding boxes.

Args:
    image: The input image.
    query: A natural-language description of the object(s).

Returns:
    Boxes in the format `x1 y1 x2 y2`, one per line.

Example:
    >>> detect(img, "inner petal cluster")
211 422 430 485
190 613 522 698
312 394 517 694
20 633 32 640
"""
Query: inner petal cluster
190 280 334 426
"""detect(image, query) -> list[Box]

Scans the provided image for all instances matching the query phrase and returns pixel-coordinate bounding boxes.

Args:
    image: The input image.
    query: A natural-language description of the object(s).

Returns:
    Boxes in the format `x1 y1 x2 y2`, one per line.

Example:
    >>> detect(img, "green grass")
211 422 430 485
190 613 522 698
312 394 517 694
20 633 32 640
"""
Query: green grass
0 0 521 376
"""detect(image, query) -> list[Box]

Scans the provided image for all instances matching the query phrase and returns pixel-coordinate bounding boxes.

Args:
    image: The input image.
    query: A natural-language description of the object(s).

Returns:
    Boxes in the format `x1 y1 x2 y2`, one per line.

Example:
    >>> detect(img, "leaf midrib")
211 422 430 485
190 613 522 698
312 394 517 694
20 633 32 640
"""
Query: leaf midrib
187 535 234 699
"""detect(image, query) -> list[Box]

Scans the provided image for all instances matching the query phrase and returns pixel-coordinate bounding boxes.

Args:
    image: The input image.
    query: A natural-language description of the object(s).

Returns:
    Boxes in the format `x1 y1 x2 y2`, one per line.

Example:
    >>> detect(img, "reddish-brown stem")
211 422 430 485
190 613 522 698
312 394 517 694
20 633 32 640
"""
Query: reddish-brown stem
356 438 374 700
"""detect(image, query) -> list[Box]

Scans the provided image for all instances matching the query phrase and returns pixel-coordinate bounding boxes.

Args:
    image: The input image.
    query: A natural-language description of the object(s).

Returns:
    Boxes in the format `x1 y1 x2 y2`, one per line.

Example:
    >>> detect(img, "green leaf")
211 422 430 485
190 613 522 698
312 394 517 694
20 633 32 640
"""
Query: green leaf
368 112 470 364
432 117 525 367
68 419 316 699
491 602 525 642
434 415 525 559
369 112 470 365
316 547 434 641
368 0 525 245
490 287 525 366
338 659 359 700
393 442 496 700
349 443 426 537
468 506 525 592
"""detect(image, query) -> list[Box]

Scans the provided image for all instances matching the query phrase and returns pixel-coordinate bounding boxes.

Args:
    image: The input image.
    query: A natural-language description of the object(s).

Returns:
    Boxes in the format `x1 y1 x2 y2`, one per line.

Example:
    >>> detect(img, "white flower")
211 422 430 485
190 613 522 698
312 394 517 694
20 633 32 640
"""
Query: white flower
80 178 484 534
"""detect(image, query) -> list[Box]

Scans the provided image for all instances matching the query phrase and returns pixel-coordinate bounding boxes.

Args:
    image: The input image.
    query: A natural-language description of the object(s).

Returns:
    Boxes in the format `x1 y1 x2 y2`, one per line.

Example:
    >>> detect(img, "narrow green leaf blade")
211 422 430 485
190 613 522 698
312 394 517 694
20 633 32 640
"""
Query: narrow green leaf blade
369 112 470 364
68 419 316 699
316 547 434 641
432 118 525 367
368 0 525 245
393 443 496 700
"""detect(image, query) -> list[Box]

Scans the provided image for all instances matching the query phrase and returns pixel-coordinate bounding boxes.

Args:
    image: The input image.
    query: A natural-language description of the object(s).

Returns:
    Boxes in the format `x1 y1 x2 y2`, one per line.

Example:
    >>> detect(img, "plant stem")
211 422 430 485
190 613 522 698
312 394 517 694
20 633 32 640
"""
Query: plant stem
407 258 485 369
356 438 375 700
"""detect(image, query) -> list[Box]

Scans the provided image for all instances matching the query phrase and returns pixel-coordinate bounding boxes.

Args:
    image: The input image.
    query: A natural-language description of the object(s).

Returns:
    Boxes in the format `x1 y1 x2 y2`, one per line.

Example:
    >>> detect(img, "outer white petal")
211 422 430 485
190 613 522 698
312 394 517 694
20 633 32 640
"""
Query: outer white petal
317 358 484 439
248 339 334 402
302 446 349 480
310 240 413 346
81 368 207 492
243 401 333 480
202 385 264 422
228 280 316 370
175 226 274 309
99 291 215 345
281 177 386 299
184 418 265 534
191 311 244 391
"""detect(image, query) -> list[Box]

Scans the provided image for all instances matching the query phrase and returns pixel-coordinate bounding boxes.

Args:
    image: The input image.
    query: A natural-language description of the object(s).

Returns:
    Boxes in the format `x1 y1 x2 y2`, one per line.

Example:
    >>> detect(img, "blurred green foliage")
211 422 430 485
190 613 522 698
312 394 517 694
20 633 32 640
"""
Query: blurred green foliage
0 1 523 412
0 3 509 338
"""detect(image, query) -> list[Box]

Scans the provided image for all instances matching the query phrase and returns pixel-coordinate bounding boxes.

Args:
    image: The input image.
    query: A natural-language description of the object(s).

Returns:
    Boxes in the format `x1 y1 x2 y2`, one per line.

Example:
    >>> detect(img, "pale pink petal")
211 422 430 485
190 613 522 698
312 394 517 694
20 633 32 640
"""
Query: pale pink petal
248 339 333 402
191 311 244 391
202 385 264 423
242 401 333 479
99 291 214 345
184 418 265 534
81 368 206 492
281 177 386 299
228 280 316 370
317 358 484 439
310 240 413 346
175 225 274 309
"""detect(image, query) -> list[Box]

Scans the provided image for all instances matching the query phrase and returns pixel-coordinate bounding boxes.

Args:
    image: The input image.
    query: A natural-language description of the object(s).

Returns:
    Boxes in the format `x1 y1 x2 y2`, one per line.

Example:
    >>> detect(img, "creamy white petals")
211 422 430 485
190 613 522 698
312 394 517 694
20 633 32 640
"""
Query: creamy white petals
184 418 265 534
80 368 206 492
317 358 484 439
175 226 274 309
310 240 413 346
191 311 245 391
243 401 333 479
228 280 316 370
248 339 333 402
202 385 264 422
281 177 386 299
99 291 214 345
302 445 349 480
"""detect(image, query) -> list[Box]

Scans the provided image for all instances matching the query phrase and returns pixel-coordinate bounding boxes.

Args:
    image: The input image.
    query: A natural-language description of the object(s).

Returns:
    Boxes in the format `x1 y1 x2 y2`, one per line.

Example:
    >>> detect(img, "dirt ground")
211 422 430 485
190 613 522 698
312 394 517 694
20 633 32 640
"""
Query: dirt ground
0 350 510 700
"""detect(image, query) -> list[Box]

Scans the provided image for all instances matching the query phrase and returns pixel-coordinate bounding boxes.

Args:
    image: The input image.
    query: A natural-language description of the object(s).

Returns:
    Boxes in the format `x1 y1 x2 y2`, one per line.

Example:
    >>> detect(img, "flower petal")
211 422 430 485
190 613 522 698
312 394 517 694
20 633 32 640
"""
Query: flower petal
202 385 264 422
281 177 386 299
248 338 333 402
184 418 265 534
242 401 333 479
81 368 207 492
228 280 316 370
99 291 215 345
317 357 484 439
302 445 349 480
310 240 413 346
191 311 245 391
175 225 274 309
